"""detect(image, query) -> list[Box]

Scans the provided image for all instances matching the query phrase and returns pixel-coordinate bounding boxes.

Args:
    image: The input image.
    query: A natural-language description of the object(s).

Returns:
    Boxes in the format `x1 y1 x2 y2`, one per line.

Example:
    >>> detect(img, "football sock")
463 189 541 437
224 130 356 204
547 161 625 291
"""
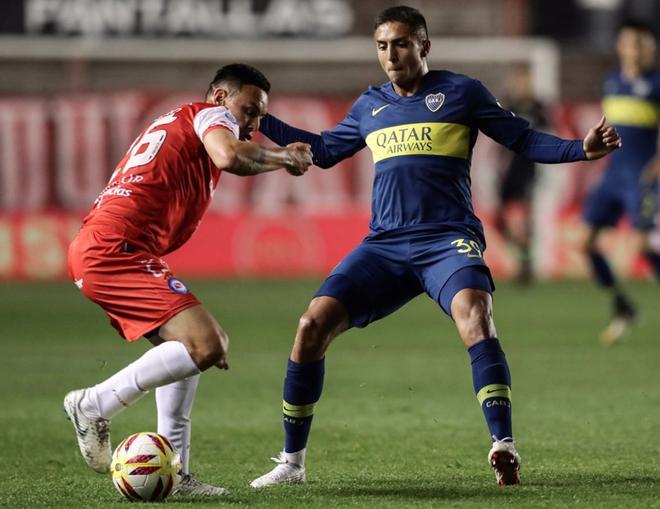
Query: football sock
468 338 513 441
156 374 200 474
643 250 660 280
283 448 306 467
586 250 638 312
282 358 324 455
587 249 616 287
81 341 201 420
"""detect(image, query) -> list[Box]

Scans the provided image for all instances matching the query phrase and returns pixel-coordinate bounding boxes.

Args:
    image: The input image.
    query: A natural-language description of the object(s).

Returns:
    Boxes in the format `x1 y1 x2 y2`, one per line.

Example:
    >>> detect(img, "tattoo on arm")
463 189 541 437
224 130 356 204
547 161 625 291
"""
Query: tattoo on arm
251 146 268 174
237 144 290 176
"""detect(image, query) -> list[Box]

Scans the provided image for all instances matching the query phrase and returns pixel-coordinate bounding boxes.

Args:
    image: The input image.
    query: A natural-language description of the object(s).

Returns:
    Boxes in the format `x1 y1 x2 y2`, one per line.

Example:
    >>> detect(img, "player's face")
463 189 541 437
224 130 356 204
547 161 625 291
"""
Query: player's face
617 28 657 71
224 85 268 141
375 21 429 90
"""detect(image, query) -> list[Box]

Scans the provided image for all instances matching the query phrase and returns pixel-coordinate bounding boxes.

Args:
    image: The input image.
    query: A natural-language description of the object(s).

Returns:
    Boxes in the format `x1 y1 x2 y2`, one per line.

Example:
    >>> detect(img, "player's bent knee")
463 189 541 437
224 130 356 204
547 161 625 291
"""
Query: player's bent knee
184 330 226 370
451 290 495 345
452 288 487 314
294 309 340 357
297 314 325 346
292 298 348 362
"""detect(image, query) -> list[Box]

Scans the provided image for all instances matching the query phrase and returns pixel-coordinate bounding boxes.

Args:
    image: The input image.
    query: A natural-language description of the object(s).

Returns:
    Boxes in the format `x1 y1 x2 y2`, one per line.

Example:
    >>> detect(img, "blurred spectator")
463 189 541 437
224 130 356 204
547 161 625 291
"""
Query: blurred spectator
532 0 660 48
494 64 548 284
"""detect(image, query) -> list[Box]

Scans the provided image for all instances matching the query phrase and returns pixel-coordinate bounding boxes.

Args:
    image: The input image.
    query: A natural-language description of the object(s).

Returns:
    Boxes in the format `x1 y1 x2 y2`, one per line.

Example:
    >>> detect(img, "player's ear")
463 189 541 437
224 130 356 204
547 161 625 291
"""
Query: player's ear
421 39 431 58
211 86 230 106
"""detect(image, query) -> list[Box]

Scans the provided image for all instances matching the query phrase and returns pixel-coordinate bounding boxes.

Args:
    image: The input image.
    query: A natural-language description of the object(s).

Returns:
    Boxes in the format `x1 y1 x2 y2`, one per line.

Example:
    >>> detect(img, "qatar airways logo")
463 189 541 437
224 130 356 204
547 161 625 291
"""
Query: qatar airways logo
374 125 433 154
366 122 470 163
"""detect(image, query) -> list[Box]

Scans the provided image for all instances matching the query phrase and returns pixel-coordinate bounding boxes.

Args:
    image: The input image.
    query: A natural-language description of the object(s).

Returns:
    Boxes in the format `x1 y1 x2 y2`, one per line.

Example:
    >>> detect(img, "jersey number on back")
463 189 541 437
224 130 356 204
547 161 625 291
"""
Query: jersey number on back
109 109 180 182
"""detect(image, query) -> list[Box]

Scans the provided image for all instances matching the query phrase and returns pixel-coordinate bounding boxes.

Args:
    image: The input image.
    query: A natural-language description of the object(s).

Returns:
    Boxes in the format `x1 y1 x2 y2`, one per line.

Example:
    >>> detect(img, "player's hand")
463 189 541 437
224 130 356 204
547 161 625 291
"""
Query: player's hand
583 116 622 160
215 333 229 370
285 143 313 176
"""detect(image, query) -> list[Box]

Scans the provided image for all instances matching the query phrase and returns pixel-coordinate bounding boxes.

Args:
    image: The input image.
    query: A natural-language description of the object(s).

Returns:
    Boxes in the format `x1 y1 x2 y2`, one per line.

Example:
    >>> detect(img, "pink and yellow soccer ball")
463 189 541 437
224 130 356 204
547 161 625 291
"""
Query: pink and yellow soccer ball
111 432 182 502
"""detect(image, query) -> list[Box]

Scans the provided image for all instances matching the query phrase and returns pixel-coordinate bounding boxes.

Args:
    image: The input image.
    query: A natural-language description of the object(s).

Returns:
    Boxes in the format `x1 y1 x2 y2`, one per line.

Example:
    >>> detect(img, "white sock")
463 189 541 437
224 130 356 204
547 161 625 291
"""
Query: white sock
80 341 201 420
156 374 200 474
284 448 306 467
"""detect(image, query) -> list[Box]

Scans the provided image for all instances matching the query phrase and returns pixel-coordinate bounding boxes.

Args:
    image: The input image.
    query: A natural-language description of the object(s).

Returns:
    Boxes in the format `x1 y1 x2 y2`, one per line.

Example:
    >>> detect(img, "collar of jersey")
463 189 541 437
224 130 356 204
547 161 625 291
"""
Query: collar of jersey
615 68 658 84
377 70 442 101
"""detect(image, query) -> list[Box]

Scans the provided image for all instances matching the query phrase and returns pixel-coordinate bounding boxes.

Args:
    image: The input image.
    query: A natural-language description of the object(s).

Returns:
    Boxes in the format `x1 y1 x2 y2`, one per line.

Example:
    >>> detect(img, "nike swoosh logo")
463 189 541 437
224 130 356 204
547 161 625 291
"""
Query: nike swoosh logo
371 104 390 116
486 389 508 394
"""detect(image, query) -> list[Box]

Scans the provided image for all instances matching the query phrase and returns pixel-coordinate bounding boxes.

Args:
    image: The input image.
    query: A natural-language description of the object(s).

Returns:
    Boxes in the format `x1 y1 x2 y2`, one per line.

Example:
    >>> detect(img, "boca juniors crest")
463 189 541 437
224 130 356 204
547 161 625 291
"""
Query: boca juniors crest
425 92 445 112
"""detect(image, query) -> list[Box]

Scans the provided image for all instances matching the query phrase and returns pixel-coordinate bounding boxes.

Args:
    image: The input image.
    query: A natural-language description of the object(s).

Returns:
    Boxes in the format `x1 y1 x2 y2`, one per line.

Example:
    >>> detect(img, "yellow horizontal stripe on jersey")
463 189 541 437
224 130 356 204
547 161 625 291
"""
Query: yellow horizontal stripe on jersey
476 384 511 406
602 96 660 128
365 122 470 163
282 400 315 418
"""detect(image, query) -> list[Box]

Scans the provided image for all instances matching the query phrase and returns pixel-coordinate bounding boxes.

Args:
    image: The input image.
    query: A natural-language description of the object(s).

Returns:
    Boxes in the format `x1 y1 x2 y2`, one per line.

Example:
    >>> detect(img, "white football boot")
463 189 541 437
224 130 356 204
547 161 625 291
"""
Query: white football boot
63 389 112 473
250 450 306 488
172 474 229 497
600 298 638 345
488 439 521 486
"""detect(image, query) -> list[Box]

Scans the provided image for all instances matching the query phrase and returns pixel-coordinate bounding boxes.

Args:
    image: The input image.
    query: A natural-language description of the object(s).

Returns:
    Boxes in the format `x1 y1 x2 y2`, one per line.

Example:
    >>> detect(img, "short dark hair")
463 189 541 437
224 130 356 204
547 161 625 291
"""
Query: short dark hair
618 19 656 38
374 5 428 41
207 63 271 97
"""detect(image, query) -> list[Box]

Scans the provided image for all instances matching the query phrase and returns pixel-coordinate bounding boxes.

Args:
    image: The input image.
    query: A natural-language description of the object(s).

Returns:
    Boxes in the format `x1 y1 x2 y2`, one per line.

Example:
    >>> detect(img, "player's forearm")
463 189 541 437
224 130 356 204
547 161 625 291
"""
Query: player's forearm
261 114 337 168
511 130 586 163
226 143 293 176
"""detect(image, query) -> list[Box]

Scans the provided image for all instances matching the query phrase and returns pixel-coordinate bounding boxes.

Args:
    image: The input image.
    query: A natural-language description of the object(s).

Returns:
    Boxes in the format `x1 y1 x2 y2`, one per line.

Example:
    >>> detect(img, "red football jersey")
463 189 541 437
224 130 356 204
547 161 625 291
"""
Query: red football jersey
82 102 239 255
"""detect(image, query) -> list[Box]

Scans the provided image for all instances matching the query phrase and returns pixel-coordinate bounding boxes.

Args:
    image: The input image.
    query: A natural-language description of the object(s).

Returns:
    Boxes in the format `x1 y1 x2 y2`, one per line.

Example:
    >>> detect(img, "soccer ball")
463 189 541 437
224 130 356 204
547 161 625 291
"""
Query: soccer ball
111 432 182 502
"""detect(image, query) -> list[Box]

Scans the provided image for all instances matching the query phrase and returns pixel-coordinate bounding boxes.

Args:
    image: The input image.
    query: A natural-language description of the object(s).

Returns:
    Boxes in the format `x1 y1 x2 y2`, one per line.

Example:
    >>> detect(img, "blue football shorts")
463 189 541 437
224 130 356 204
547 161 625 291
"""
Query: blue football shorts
314 228 495 328
583 176 658 231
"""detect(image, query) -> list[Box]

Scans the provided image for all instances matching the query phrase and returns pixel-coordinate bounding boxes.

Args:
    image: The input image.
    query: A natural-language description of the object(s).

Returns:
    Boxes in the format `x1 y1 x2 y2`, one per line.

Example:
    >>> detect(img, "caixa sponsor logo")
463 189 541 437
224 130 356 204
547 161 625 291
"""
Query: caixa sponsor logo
167 277 189 294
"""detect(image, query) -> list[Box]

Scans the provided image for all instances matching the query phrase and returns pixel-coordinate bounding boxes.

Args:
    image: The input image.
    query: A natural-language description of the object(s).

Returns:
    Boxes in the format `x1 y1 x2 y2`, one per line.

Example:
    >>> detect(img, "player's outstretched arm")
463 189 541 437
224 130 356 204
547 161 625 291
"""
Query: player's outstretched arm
203 128 313 176
261 110 366 169
582 116 622 160
473 79 619 164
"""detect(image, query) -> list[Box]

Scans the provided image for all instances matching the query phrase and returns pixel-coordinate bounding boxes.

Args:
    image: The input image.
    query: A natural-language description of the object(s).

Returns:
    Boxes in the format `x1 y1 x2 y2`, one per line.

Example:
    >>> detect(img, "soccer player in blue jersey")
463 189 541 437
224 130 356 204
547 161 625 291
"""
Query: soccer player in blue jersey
581 20 660 345
250 5 621 487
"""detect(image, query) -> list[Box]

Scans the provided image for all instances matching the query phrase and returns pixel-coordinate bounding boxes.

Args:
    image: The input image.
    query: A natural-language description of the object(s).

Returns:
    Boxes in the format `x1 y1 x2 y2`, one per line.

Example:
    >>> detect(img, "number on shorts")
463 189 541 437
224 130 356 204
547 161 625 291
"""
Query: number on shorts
450 238 482 258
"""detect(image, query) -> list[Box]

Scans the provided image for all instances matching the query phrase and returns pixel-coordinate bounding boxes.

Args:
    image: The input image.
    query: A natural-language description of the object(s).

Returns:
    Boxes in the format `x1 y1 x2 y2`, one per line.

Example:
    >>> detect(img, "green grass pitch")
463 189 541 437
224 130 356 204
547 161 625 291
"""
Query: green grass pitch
1 279 659 508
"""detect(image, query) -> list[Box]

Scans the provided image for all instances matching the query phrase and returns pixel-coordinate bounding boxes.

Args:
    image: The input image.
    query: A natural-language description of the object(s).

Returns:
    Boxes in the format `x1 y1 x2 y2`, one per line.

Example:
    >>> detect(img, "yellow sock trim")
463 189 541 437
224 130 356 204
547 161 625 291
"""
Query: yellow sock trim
476 384 511 406
282 400 315 418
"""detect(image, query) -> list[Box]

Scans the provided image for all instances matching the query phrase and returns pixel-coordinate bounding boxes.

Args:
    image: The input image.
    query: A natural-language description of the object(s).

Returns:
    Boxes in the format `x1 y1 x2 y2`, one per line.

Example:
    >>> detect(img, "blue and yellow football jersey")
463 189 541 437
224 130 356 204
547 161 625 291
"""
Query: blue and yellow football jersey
262 70 585 241
601 70 660 180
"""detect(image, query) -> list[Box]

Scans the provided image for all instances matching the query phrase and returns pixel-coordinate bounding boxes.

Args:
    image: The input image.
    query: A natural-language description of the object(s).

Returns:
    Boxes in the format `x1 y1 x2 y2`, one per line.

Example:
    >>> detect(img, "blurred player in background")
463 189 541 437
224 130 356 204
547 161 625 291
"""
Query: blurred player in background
249 5 620 488
63 64 312 497
495 65 549 285
581 20 660 345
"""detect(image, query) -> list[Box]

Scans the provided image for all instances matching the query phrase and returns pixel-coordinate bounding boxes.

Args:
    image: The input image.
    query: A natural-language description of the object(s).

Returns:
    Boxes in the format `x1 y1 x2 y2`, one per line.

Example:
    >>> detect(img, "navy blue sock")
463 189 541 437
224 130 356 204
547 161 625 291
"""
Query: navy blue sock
282 358 325 453
468 338 512 441
587 250 616 287
643 250 660 280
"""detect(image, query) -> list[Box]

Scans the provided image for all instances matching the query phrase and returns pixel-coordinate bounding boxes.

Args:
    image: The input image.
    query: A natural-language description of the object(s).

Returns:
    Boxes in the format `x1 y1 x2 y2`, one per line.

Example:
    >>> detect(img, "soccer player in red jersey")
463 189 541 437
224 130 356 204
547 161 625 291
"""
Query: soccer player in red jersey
63 64 313 497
